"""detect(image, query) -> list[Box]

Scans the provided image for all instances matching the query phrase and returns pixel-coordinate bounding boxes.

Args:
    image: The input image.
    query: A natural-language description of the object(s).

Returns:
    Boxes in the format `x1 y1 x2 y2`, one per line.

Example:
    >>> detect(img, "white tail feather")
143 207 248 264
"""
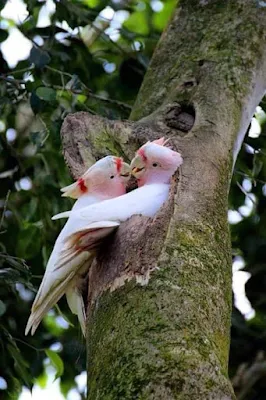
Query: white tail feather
66 288 86 337
52 210 72 220
25 251 91 335
25 271 75 335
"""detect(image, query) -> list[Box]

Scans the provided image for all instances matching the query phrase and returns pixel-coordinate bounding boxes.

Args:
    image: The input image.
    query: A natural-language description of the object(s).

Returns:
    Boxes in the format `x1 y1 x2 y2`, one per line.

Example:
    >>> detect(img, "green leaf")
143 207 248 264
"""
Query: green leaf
36 371 48 389
0 300 6 316
45 349 64 380
66 75 82 91
152 0 176 31
0 1 7 12
0 268 20 283
60 380 75 397
0 253 27 272
123 12 149 35
55 304 74 328
84 0 99 7
0 29 8 42
36 87 56 102
29 46 51 68
26 0 43 14
7 343 31 387
30 131 42 146
30 131 47 149
30 91 43 114
44 314 66 336
17 223 42 259
252 153 264 178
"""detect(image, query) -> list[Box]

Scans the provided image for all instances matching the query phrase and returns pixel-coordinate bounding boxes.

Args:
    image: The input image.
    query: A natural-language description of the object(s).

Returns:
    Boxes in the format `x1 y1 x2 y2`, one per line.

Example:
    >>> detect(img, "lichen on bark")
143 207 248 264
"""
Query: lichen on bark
87 221 233 399
60 1 266 399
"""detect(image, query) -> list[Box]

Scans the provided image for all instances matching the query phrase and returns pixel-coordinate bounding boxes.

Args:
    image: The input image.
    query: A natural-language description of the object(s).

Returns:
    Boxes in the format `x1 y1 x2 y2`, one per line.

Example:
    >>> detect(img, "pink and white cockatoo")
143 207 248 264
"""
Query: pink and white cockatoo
25 156 130 336
51 138 183 272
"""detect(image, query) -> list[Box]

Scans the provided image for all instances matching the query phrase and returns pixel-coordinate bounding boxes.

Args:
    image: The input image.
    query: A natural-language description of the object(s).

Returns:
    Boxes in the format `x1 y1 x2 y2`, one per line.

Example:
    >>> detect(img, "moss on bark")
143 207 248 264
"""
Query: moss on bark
87 220 233 399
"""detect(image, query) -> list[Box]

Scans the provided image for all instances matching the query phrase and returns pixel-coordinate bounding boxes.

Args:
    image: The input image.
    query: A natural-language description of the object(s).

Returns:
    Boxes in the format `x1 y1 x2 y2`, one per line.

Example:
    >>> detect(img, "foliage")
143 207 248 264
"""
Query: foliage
229 109 266 399
0 0 265 399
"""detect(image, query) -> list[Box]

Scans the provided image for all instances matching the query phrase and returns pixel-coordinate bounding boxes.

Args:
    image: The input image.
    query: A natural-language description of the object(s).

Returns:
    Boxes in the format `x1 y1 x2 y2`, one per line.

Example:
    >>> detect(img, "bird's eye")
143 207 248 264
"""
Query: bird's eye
110 175 115 179
152 163 158 167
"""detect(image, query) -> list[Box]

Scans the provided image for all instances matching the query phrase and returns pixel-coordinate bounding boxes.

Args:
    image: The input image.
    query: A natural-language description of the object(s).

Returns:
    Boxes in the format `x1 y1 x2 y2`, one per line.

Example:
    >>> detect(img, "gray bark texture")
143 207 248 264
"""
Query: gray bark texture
61 1 266 399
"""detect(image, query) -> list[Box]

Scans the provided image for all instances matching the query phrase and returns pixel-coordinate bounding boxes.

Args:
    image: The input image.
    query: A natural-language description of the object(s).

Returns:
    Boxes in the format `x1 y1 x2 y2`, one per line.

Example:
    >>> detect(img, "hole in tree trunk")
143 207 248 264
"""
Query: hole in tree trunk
164 103 195 133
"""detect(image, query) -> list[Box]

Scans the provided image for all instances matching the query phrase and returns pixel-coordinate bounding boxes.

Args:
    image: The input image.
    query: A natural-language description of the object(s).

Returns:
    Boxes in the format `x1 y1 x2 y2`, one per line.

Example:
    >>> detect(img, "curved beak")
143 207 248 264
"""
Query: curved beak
130 154 145 177
120 162 131 179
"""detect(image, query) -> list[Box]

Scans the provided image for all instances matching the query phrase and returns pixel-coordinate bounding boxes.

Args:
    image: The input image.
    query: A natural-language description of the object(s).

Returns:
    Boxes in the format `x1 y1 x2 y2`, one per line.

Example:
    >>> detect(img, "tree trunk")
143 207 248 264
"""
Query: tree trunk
61 1 266 399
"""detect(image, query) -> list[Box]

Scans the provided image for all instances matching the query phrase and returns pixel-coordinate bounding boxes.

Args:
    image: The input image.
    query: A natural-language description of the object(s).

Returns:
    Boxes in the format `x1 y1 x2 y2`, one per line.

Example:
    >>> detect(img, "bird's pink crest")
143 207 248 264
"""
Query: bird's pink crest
114 157 123 173
137 147 148 162
152 137 166 146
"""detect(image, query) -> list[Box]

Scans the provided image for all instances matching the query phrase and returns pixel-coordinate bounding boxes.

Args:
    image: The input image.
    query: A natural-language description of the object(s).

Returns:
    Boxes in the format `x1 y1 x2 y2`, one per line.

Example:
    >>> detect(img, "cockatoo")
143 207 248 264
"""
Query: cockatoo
25 156 130 336
51 138 183 268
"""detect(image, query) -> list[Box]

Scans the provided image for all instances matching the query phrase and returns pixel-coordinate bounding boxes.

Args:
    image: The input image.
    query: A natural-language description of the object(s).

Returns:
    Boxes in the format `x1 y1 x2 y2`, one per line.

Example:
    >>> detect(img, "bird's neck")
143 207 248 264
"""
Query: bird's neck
78 182 126 201
138 172 171 187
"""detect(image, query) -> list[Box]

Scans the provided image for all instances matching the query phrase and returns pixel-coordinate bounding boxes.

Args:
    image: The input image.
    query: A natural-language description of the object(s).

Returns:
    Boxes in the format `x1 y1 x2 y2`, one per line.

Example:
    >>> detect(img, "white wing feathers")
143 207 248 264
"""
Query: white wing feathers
63 221 120 252
52 184 170 223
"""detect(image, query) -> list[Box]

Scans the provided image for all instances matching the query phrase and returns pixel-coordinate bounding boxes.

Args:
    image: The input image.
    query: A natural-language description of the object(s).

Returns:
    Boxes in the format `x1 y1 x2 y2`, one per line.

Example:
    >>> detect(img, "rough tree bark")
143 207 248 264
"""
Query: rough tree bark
61 1 266 399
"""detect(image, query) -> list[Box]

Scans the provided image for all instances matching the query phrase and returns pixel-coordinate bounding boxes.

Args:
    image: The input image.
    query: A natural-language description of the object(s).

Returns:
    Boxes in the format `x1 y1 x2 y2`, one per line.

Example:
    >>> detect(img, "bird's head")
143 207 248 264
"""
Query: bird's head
130 138 183 186
61 156 130 199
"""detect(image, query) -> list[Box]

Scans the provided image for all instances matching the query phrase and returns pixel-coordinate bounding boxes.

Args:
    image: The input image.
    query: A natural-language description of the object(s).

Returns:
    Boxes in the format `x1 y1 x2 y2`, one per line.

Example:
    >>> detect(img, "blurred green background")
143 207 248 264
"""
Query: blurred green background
0 1 266 399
